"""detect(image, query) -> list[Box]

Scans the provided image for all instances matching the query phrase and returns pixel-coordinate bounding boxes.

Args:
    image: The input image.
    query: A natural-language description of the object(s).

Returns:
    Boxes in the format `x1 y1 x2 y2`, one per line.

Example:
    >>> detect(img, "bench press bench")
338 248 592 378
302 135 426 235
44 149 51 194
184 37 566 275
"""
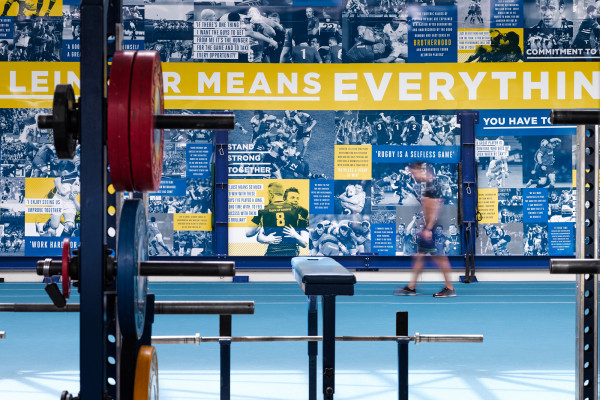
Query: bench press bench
291 256 356 400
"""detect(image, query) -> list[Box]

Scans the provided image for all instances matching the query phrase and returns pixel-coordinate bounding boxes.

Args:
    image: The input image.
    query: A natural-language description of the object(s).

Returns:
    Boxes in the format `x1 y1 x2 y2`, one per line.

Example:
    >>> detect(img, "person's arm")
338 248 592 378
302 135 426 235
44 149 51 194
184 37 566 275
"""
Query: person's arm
245 26 278 48
283 226 309 247
257 228 282 244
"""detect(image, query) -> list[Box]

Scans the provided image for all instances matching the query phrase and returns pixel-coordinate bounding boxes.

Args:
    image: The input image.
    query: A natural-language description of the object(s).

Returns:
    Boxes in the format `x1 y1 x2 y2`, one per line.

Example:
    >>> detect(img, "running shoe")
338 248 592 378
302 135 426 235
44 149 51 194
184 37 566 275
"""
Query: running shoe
433 287 457 298
394 286 417 296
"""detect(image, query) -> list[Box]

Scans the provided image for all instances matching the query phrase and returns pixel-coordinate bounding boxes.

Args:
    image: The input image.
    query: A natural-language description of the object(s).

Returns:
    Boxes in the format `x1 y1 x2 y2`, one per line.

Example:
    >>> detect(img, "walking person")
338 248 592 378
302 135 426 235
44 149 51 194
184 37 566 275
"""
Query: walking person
394 161 456 297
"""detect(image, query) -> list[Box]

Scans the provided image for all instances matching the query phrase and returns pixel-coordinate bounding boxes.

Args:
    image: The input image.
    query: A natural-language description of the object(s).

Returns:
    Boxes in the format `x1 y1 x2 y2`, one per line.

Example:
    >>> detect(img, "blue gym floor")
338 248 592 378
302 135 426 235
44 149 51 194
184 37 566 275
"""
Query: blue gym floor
0 281 576 399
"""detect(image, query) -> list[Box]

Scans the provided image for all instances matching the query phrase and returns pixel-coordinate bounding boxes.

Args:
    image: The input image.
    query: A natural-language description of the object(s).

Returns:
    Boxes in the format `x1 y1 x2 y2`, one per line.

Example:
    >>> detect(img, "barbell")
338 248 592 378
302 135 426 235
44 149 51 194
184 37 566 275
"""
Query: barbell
152 333 484 345
38 50 235 191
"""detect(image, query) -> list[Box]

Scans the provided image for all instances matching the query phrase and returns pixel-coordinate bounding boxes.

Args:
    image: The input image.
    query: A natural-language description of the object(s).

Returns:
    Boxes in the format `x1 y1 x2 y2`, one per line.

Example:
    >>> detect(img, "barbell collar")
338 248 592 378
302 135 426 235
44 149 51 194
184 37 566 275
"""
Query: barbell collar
154 114 235 131
550 259 600 274
37 115 54 130
151 334 484 345
550 110 600 125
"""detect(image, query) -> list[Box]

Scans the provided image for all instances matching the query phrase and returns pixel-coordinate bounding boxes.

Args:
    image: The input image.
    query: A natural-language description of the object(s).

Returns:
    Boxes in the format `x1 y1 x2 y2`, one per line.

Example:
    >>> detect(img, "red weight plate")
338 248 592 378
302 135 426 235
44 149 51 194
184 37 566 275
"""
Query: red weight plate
129 51 164 192
107 51 136 192
62 238 71 299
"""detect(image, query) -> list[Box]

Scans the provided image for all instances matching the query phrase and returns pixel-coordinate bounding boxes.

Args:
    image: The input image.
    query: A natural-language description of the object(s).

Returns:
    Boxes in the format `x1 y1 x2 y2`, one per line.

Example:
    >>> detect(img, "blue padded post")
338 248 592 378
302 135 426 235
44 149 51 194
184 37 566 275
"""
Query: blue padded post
292 257 356 400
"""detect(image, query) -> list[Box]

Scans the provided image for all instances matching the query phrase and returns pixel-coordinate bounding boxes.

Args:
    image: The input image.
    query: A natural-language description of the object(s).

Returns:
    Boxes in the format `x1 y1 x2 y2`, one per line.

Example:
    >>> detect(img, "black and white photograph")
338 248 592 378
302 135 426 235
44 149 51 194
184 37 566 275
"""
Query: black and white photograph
0 38 14 61
522 135 572 188
123 5 145 41
478 222 524 255
372 163 420 206
0 217 25 255
162 141 187 178
10 17 62 61
185 178 213 214
523 222 549 255
194 0 293 5
523 0 575 59
569 7 600 59
333 179 371 215
164 110 213 143
149 195 187 213
309 214 372 256
458 0 489 27
148 213 175 256
228 109 333 180
145 2 194 61
62 4 81 40
372 163 458 206
0 177 25 217
192 5 341 63
498 188 523 223
342 14 408 63
395 205 459 255
371 209 396 224
477 136 523 189
172 230 213 256
343 0 407 16
548 187 575 222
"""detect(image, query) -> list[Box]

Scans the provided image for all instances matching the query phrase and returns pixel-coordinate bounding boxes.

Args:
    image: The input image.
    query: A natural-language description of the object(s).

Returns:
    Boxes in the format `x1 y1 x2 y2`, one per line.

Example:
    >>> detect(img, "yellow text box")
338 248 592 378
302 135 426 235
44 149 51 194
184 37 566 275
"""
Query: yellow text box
173 213 212 231
478 188 499 224
334 145 371 180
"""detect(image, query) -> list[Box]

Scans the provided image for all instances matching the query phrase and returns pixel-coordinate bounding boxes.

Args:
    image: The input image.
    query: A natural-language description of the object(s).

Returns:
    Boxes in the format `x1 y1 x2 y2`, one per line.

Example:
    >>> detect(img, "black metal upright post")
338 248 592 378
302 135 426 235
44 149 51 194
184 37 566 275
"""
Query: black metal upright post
79 0 109 398
308 295 318 400
220 314 232 400
457 111 478 283
322 295 336 400
396 311 409 400
578 124 598 400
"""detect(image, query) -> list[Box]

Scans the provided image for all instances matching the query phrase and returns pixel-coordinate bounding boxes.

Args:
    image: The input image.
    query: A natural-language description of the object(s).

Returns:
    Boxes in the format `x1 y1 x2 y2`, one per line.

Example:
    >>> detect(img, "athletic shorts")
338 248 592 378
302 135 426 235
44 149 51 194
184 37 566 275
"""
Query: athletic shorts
417 233 437 254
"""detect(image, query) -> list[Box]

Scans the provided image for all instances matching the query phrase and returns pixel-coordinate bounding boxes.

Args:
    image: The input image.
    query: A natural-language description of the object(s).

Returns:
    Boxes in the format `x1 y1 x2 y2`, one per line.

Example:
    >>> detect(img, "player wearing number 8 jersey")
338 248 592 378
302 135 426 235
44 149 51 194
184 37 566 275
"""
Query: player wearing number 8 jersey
251 182 308 256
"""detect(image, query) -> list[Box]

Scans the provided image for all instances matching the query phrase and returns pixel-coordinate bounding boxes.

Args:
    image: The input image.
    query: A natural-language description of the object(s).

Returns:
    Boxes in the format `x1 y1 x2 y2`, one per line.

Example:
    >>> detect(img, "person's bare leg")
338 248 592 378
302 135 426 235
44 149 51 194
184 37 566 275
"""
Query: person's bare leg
433 254 453 289
408 253 425 289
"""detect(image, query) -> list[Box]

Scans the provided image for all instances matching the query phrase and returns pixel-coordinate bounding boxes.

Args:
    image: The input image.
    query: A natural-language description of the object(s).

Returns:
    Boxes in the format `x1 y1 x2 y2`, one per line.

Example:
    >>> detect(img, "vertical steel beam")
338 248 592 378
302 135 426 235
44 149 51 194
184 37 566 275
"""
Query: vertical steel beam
213 112 229 256
457 111 478 283
577 124 598 400
308 296 318 400
396 311 409 400
79 0 110 397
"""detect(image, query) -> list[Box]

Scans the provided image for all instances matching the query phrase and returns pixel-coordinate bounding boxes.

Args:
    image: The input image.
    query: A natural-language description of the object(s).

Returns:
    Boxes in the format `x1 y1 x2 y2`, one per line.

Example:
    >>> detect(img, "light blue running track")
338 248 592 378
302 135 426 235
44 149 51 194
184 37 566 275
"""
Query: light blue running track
0 281 576 399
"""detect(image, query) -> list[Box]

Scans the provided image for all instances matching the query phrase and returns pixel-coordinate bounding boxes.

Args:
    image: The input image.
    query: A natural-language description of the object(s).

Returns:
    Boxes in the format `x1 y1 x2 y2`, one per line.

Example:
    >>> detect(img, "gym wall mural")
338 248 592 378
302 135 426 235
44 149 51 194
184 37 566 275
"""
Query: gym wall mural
0 0 597 258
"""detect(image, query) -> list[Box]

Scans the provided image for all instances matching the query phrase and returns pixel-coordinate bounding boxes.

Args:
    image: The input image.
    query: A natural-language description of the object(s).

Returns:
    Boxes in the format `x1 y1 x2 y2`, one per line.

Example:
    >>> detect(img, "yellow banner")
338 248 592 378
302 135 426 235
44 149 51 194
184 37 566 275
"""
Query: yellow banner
1 62 599 110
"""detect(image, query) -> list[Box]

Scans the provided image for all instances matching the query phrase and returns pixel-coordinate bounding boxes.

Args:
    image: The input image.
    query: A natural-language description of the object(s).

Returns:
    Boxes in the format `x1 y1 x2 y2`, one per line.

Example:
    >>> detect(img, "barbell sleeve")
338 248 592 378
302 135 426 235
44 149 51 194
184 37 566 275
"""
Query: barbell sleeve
550 259 600 274
140 261 235 277
151 334 484 345
36 259 235 278
154 301 254 315
550 110 600 125
0 301 254 315
154 114 235 130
